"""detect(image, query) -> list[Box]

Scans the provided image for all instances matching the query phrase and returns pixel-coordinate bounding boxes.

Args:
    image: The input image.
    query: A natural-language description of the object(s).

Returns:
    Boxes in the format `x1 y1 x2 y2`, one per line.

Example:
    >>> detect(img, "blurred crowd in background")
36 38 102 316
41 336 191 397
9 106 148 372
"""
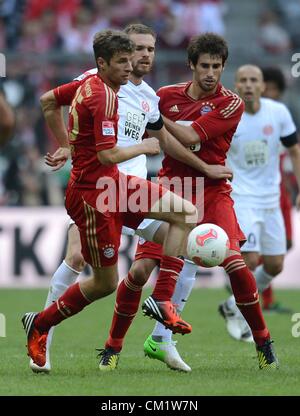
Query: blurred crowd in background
0 0 299 207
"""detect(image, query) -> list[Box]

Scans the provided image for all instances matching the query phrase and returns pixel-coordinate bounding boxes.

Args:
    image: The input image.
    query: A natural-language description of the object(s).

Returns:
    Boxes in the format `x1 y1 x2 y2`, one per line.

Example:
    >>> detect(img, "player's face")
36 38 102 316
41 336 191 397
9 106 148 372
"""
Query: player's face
263 81 281 100
235 68 265 104
102 52 133 87
191 54 224 92
129 33 155 77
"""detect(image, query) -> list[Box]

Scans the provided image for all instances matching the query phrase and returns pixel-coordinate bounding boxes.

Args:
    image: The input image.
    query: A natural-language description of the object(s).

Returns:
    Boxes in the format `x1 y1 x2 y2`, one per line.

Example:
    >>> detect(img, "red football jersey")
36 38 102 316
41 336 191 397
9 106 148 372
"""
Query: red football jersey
157 82 244 188
53 69 96 106
66 74 119 188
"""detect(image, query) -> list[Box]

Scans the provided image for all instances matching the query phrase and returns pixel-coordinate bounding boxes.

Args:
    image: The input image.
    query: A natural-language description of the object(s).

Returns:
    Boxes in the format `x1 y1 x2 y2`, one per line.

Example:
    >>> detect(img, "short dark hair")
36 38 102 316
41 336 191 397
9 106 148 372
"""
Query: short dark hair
93 29 135 65
187 33 228 66
262 67 286 93
124 23 156 39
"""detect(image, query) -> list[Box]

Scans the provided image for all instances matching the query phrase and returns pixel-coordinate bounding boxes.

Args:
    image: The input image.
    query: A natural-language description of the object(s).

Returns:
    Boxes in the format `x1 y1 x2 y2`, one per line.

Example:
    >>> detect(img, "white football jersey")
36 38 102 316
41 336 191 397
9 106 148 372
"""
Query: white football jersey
74 68 160 179
228 98 296 208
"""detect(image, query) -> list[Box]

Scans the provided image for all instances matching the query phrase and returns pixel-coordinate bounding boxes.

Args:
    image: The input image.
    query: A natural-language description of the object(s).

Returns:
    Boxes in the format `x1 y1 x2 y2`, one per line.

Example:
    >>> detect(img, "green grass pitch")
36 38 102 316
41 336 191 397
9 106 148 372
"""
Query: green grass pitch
0 288 299 396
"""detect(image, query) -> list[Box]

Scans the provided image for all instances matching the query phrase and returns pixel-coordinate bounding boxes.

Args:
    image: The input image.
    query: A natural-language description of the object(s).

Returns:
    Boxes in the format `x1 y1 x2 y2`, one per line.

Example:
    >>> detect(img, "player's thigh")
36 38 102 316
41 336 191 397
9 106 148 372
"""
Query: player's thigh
65 222 85 271
146 190 197 227
92 263 119 293
261 207 287 257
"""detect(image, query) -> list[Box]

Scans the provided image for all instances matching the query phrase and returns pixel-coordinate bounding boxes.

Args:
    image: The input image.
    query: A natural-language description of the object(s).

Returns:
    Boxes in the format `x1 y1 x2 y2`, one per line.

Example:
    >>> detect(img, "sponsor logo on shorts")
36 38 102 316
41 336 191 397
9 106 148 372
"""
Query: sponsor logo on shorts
138 238 146 245
102 121 115 136
102 244 115 258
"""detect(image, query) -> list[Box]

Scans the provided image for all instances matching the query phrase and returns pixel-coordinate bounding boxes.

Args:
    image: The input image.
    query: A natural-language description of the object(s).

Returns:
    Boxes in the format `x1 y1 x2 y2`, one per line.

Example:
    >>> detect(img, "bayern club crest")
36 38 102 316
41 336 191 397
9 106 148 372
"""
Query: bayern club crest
200 102 214 115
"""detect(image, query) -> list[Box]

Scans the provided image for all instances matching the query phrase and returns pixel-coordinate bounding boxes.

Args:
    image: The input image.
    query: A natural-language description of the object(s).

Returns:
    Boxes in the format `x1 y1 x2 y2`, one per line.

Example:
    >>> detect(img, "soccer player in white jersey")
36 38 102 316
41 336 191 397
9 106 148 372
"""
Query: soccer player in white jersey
219 65 300 342
32 24 232 373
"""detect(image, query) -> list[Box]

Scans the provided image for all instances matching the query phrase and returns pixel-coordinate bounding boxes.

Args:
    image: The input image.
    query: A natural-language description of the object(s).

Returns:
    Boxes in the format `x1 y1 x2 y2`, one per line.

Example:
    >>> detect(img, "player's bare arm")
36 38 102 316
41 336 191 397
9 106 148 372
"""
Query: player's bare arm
286 142 300 210
40 90 71 170
97 137 160 165
0 91 15 146
162 116 200 145
148 125 233 180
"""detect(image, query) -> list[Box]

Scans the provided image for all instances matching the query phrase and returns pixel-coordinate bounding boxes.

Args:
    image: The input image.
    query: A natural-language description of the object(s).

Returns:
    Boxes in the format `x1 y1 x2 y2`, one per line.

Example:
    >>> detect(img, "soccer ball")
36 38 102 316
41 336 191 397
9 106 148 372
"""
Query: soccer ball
187 223 230 267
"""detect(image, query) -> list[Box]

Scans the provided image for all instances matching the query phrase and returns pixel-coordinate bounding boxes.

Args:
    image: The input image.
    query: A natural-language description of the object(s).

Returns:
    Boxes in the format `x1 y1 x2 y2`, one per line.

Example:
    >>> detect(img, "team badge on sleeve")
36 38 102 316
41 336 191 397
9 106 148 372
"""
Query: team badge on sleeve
102 121 115 136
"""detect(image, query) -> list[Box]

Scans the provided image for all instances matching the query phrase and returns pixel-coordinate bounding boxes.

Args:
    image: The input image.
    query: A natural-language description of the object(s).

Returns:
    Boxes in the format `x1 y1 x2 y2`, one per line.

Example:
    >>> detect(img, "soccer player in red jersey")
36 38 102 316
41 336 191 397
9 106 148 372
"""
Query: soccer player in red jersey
22 29 199 369
29 25 232 373
139 34 278 369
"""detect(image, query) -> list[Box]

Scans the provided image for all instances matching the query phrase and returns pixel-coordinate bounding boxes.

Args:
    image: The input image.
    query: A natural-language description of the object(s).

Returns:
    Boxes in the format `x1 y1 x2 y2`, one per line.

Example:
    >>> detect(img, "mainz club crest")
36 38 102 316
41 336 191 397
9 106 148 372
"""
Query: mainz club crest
142 101 150 112
263 125 274 135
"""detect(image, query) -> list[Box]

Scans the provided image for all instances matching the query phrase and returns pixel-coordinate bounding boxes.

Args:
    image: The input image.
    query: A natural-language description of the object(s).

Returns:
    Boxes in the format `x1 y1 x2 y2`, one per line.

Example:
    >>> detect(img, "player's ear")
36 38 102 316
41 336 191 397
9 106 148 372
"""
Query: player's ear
97 57 106 71
189 60 195 71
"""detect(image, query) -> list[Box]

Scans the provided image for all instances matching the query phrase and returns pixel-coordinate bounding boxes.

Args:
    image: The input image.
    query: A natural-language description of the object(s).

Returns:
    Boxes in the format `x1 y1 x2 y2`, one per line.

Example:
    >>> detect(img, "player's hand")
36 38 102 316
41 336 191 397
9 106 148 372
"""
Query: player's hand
143 137 160 155
44 147 70 171
205 164 233 181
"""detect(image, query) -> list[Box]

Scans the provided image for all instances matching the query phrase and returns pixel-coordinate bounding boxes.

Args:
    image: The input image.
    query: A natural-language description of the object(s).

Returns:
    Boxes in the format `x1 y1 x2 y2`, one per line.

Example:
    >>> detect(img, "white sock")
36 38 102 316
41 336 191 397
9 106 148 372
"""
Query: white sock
226 294 236 310
44 260 81 356
254 265 274 292
152 259 198 342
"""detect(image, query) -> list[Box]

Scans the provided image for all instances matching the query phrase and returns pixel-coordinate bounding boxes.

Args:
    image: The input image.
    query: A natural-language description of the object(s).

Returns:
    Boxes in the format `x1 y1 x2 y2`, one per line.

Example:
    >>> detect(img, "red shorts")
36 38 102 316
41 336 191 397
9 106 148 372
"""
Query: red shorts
65 172 166 267
134 183 246 262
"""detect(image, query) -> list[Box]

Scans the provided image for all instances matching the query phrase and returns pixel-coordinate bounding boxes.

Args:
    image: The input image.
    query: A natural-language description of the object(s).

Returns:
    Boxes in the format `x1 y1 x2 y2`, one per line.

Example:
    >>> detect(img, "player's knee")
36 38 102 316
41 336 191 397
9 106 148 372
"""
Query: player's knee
264 261 283 277
103 279 118 295
183 201 197 228
65 252 85 272
129 262 151 286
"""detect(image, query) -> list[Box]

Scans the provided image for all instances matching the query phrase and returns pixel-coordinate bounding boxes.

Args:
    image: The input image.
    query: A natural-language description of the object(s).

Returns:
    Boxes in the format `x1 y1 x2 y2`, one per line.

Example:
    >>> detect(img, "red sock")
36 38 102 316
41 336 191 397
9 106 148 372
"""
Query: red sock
152 255 184 302
223 255 270 346
262 285 274 309
105 273 143 352
35 282 91 332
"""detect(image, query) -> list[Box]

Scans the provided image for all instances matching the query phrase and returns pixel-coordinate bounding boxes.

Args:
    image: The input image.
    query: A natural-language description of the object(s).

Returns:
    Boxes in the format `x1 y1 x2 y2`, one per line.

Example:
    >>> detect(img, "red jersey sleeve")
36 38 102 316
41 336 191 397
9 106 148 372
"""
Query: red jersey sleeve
83 82 118 151
53 80 81 106
191 94 244 141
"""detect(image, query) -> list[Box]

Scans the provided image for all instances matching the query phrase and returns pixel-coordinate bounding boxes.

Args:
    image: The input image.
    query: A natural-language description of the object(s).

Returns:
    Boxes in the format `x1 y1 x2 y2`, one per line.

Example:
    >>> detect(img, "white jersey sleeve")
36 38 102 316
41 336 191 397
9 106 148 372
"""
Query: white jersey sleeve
276 102 296 138
147 89 161 124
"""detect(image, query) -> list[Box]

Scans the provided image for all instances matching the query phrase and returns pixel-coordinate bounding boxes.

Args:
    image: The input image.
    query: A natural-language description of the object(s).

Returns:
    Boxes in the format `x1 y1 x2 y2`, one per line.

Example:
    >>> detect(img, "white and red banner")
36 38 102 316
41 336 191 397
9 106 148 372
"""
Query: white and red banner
0 207 299 288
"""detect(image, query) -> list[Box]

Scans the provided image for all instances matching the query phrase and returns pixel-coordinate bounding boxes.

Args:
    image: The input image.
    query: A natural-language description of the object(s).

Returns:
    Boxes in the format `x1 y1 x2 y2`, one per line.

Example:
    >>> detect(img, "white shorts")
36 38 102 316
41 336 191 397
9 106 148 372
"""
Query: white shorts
122 218 163 241
234 205 287 256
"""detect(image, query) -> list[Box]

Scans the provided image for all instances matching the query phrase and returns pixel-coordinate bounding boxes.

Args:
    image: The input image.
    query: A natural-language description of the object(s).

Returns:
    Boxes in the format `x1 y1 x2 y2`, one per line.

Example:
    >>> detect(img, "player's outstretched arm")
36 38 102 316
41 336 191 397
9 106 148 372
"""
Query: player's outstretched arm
286 142 300 210
163 94 244 146
97 137 160 165
0 92 15 146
